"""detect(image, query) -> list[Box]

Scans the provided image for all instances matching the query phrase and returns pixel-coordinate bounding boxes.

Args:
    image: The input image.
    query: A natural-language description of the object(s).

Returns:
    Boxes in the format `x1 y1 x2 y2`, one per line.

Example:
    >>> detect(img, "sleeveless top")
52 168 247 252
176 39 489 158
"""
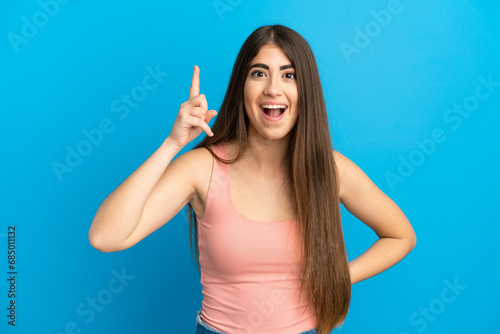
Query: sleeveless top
197 143 317 334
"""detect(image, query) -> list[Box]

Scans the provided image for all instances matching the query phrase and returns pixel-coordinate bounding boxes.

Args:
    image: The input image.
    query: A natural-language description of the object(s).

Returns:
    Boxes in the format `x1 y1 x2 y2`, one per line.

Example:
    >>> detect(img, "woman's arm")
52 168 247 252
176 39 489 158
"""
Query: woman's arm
88 139 195 252
333 150 417 284
88 66 217 252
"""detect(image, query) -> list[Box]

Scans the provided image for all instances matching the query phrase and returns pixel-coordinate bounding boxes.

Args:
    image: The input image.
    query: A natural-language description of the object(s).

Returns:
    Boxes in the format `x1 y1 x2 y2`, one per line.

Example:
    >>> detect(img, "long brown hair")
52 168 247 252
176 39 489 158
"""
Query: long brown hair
186 25 351 333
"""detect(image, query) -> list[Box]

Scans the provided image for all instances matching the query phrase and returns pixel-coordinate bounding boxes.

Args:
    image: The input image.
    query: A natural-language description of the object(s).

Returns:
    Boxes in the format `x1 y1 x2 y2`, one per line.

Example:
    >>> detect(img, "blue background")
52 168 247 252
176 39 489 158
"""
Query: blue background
1 0 499 333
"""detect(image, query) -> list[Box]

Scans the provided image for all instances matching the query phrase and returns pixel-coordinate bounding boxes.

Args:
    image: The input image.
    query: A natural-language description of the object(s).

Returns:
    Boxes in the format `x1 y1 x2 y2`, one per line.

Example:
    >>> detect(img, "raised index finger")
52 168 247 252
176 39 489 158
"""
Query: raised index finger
189 65 200 100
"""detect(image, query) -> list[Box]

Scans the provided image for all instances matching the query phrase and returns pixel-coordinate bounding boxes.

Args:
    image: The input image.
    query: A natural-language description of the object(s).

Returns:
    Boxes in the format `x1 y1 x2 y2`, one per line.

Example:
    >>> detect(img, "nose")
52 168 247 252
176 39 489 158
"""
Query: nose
263 75 282 96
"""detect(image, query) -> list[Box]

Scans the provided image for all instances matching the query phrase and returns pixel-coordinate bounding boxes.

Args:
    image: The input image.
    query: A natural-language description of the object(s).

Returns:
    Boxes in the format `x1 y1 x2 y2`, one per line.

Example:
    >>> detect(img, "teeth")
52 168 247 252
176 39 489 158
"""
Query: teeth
261 104 286 109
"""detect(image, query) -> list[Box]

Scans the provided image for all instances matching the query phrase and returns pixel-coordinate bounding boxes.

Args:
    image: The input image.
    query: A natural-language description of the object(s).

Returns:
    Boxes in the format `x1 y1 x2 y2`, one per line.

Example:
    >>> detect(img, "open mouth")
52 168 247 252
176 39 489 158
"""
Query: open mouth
260 104 287 119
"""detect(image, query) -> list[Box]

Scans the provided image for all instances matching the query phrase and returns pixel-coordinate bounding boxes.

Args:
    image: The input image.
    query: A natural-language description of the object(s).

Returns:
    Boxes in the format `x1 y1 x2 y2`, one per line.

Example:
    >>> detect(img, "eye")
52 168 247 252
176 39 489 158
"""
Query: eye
250 70 266 78
284 72 296 79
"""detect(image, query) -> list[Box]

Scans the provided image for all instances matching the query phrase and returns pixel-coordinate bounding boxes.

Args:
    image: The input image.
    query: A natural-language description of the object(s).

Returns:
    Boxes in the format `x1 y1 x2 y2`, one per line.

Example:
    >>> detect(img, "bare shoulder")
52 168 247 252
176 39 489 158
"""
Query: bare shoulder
168 145 217 218
332 149 364 204
171 146 214 192
173 145 213 166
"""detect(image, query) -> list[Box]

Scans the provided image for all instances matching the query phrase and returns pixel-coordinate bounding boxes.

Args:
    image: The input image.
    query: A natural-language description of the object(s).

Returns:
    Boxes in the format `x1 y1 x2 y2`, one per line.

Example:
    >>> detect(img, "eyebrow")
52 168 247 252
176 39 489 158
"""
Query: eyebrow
249 63 294 70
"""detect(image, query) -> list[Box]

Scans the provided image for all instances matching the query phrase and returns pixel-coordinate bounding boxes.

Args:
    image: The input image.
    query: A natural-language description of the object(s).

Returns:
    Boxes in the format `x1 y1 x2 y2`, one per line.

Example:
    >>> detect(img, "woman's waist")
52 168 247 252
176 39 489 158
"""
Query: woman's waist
200 284 316 334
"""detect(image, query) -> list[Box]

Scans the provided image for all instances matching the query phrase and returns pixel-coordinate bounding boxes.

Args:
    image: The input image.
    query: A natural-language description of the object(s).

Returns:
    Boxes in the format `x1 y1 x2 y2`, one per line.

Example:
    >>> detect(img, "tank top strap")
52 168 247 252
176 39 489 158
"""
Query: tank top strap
202 143 231 222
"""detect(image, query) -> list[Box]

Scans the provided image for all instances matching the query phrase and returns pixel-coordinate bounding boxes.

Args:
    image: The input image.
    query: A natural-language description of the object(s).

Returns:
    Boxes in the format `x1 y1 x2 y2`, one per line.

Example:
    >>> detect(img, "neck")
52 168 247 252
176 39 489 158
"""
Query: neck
244 126 291 173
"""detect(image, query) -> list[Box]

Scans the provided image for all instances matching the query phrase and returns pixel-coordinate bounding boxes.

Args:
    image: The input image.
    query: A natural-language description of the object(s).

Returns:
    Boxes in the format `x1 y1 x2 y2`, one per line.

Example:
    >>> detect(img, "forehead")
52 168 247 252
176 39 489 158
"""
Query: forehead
250 44 292 66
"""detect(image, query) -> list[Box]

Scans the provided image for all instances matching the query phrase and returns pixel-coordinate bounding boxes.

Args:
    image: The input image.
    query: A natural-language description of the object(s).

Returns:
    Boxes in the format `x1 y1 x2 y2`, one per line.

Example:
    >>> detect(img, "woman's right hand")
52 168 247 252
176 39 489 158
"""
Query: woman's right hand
166 65 217 150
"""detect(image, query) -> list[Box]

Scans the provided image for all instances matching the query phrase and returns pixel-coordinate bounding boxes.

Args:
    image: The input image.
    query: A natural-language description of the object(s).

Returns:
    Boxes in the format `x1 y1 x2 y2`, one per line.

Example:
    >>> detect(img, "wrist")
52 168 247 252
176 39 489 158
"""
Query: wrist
161 137 183 156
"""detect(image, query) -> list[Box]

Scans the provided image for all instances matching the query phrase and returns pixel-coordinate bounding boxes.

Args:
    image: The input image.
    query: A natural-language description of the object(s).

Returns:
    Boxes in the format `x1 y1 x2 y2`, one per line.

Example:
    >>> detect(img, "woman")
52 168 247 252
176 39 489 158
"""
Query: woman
89 25 416 334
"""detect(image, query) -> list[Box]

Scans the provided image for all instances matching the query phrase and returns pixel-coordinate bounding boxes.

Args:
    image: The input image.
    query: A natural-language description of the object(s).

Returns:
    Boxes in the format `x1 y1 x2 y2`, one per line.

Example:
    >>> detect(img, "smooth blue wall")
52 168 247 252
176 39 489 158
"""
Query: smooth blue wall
1 0 499 333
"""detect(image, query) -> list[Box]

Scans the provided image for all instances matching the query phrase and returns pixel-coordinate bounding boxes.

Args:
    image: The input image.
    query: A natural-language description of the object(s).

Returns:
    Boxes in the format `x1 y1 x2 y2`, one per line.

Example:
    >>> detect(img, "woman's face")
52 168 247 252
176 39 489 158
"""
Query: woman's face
243 43 299 142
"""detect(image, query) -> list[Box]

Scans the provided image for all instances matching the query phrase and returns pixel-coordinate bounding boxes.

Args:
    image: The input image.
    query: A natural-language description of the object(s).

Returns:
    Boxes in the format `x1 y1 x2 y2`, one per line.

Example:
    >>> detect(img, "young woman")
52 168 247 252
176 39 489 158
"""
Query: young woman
89 25 416 334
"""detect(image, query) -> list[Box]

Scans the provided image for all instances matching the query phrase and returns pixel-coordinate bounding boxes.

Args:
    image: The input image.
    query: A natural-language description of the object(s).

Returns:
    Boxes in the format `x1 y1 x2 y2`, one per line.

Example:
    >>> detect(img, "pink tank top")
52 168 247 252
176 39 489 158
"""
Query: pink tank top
197 143 317 334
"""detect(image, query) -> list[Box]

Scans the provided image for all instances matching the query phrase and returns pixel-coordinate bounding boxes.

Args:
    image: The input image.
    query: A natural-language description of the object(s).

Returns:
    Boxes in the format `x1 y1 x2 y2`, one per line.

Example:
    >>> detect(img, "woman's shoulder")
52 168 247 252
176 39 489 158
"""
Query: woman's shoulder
332 149 349 169
332 149 377 205
175 141 238 212
332 149 356 203
169 145 214 180
208 140 239 161
177 145 211 161
173 140 237 171
171 146 215 204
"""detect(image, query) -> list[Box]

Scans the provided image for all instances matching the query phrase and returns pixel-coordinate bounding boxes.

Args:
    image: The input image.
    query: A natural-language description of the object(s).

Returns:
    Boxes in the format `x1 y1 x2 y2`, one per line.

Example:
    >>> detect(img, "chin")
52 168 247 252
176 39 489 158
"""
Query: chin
258 128 294 142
